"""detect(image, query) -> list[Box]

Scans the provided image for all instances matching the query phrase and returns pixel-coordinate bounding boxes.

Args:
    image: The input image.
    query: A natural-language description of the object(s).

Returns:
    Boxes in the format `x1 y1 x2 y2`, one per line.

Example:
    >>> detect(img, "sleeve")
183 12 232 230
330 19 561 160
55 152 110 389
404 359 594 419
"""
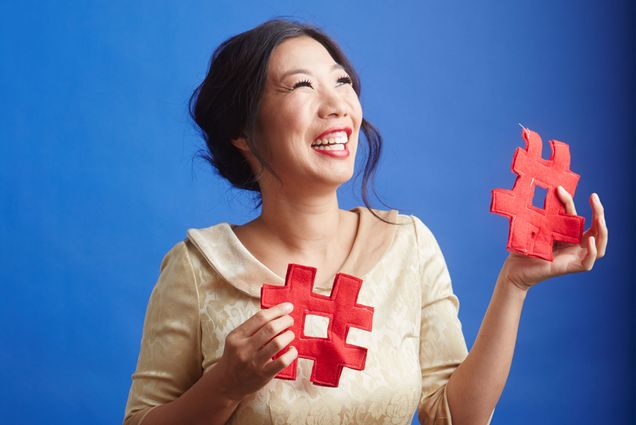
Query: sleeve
412 216 494 425
122 240 203 425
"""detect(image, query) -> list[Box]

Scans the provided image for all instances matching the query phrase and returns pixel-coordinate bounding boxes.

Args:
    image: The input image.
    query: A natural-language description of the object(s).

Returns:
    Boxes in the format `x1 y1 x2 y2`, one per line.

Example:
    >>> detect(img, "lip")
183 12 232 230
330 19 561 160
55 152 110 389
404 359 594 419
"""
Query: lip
312 143 350 159
311 126 353 159
314 126 352 141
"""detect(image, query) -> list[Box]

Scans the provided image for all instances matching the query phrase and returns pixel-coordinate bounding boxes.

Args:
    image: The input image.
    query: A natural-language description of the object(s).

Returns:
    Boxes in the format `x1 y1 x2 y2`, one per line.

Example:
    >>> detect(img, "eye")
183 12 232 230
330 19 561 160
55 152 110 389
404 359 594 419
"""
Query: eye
289 75 353 91
337 75 353 86
291 78 313 90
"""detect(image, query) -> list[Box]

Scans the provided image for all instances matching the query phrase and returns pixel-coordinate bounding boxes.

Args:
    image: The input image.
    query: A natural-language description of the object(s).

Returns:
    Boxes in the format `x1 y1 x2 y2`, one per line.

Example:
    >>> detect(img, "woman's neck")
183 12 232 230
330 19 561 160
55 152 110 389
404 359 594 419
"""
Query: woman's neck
254 192 347 255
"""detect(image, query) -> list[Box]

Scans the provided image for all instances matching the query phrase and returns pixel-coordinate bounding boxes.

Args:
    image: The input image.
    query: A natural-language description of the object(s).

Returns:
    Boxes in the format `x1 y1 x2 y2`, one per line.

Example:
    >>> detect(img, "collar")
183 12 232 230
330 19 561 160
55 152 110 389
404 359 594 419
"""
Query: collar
186 206 399 298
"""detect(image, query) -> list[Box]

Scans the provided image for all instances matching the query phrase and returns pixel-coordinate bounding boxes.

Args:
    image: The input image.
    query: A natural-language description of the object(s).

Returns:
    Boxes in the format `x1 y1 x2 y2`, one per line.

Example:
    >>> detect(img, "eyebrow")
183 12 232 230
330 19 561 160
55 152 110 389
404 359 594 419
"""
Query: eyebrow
279 63 346 80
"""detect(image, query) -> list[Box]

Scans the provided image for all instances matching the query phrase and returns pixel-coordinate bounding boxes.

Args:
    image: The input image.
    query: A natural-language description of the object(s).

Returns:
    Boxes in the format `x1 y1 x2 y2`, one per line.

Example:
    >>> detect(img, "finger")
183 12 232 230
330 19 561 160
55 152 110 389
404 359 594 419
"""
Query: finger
257 329 295 365
581 236 597 271
557 185 577 215
583 200 596 236
262 345 297 377
591 193 608 258
236 302 294 338
251 314 295 350
582 194 598 238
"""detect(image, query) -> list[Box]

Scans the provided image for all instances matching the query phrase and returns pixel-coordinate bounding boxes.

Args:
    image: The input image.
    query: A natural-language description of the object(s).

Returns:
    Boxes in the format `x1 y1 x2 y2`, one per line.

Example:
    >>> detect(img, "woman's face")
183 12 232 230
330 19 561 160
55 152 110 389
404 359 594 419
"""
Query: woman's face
245 35 363 194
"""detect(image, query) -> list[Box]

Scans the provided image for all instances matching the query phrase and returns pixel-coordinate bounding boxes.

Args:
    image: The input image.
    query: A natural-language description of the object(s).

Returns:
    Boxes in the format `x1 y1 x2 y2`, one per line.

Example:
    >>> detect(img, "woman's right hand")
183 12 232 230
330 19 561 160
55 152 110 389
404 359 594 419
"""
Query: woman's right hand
216 302 297 402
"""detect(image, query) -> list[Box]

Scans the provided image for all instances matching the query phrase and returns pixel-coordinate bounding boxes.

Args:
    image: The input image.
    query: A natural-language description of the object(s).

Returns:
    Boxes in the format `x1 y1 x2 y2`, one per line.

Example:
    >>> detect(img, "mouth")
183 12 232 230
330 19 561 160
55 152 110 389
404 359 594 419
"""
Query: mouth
311 128 351 158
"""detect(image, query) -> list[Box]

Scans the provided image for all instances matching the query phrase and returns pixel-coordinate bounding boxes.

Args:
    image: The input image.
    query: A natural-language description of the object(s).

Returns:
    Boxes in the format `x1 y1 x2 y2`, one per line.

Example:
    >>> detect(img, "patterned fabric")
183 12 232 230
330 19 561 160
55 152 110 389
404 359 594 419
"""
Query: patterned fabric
123 206 495 425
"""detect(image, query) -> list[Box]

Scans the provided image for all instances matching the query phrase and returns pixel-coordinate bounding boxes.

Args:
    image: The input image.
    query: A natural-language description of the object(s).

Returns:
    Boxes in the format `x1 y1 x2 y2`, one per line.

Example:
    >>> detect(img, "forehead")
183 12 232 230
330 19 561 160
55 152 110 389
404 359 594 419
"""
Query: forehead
267 36 338 78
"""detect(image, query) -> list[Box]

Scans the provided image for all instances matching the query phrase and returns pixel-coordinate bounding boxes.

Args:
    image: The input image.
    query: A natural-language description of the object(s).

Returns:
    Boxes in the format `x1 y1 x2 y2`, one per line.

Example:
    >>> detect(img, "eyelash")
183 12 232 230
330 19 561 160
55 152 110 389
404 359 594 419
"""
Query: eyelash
291 75 352 90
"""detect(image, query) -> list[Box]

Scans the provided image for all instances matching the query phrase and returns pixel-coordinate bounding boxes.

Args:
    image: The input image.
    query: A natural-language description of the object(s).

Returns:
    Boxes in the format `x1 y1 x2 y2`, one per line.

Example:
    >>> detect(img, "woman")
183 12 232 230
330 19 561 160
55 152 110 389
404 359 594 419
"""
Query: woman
123 18 608 425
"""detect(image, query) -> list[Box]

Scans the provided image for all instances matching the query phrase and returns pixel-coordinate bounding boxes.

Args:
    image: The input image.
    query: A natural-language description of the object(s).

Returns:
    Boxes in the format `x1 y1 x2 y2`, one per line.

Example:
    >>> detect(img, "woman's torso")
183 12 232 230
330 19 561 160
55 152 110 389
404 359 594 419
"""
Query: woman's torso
186 207 424 424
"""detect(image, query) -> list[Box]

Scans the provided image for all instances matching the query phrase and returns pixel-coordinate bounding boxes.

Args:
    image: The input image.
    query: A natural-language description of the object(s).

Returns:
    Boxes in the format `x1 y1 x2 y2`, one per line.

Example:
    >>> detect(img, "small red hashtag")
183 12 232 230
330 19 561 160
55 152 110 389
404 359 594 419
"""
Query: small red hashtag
491 127 585 261
261 263 374 387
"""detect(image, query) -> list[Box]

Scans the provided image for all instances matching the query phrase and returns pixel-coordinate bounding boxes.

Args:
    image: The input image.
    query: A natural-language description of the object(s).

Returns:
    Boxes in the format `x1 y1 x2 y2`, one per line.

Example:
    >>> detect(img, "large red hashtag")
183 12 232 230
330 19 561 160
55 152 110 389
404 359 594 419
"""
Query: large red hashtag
261 263 374 387
490 128 585 261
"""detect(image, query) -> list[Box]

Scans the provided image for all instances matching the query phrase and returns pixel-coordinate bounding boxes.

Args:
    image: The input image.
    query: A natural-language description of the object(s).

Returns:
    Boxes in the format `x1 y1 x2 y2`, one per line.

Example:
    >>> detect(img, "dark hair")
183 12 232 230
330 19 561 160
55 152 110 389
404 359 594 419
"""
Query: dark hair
189 17 401 225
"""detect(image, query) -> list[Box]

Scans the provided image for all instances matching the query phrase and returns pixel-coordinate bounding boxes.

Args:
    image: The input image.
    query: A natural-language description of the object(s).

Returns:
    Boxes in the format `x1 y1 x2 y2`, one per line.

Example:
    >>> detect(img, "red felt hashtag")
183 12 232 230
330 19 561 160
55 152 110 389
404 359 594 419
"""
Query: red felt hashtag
260 263 374 387
490 127 585 261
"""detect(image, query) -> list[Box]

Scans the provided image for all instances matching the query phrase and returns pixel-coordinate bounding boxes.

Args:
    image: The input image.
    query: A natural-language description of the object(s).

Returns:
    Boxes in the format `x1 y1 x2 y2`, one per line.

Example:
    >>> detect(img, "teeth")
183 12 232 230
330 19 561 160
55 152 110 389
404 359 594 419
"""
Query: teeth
312 131 348 146
313 144 345 151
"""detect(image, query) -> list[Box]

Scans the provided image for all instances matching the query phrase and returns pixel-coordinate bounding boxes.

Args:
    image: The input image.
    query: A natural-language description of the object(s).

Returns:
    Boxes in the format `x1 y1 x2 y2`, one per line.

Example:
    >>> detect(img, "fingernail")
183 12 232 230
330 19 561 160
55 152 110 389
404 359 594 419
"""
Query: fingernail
594 193 601 203
283 302 294 312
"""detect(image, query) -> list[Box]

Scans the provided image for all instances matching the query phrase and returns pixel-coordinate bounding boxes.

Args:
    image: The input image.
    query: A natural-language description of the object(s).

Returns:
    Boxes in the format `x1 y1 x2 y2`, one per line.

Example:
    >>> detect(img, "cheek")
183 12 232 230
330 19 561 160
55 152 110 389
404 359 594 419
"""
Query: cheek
260 97 302 132
277 99 314 138
258 102 312 159
346 94 363 122
350 99 363 148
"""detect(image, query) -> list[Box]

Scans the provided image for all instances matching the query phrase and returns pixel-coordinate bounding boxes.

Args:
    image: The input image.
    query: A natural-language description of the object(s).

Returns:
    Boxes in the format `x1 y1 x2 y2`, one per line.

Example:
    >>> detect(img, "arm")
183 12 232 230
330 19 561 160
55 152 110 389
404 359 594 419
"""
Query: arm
444 267 526 425
445 188 607 425
139 363 241 425
123 241 241 425
414 216 496 425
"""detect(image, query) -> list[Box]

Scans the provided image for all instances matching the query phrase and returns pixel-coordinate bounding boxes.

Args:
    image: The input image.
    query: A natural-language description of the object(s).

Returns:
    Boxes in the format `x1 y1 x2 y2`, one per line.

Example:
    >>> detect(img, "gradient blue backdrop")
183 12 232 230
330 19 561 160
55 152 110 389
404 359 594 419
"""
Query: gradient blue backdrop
1 1 633 424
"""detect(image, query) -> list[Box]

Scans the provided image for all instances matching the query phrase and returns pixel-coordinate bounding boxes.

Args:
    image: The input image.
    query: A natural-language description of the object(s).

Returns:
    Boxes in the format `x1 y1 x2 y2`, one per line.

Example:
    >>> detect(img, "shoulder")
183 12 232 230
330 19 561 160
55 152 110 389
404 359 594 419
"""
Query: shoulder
356 206 428 259
155 240 191 275
406 214 439 246
354 206 439 252
185 221 230 249
156 237 214 286
392 213 447 265
183 221 234 273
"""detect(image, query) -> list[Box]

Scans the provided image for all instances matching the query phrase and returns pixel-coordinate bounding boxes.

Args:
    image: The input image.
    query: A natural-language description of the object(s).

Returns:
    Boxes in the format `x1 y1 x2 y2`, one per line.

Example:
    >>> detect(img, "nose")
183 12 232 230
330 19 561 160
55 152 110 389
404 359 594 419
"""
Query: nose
318 86 348 118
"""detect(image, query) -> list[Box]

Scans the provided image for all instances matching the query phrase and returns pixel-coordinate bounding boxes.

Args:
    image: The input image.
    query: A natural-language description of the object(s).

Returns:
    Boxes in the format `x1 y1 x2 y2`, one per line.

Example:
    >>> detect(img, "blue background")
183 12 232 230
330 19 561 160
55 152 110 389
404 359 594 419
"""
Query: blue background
1 1 633 424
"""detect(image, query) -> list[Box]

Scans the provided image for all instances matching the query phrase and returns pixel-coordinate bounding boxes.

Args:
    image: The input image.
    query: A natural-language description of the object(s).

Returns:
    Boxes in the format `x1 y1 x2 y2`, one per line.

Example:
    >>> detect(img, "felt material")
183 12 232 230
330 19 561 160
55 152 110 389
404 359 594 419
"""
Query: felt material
490 127 585 261
261 263 374 387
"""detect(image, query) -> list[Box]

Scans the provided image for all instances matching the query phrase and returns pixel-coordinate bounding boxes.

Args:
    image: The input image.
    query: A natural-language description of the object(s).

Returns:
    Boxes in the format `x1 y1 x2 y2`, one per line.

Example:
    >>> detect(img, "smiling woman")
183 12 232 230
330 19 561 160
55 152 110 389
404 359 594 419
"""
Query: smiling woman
121 15 607 425
229 35 362 193
187 19 387 223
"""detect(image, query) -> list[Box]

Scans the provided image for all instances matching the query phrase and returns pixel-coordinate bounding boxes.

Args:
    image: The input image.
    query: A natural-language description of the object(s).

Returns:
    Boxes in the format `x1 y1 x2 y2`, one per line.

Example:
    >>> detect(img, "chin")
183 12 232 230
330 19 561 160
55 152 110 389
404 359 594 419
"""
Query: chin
332 170 356 186
311 170 354 188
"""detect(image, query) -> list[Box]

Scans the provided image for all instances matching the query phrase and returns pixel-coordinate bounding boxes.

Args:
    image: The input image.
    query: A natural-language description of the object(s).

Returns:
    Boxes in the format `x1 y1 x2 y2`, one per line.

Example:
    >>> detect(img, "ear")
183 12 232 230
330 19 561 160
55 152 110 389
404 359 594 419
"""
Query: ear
231 134 250 153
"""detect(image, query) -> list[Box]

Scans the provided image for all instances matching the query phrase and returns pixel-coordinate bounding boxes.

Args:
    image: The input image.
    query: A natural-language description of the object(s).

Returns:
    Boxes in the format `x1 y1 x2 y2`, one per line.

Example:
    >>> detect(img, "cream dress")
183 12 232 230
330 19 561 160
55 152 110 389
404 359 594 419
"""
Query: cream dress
123 207 495 425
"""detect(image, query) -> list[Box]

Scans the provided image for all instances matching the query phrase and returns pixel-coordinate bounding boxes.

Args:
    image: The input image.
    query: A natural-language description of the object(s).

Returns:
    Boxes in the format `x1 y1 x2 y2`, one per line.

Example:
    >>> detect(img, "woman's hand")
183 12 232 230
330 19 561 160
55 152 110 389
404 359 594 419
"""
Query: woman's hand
215 302 297 402
499 186 608 291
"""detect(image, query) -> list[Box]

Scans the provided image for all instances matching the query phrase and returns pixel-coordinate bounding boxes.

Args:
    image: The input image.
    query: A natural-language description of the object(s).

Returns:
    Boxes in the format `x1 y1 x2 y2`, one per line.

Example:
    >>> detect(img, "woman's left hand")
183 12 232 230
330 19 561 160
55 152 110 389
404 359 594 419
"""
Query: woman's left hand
499 186 608 291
